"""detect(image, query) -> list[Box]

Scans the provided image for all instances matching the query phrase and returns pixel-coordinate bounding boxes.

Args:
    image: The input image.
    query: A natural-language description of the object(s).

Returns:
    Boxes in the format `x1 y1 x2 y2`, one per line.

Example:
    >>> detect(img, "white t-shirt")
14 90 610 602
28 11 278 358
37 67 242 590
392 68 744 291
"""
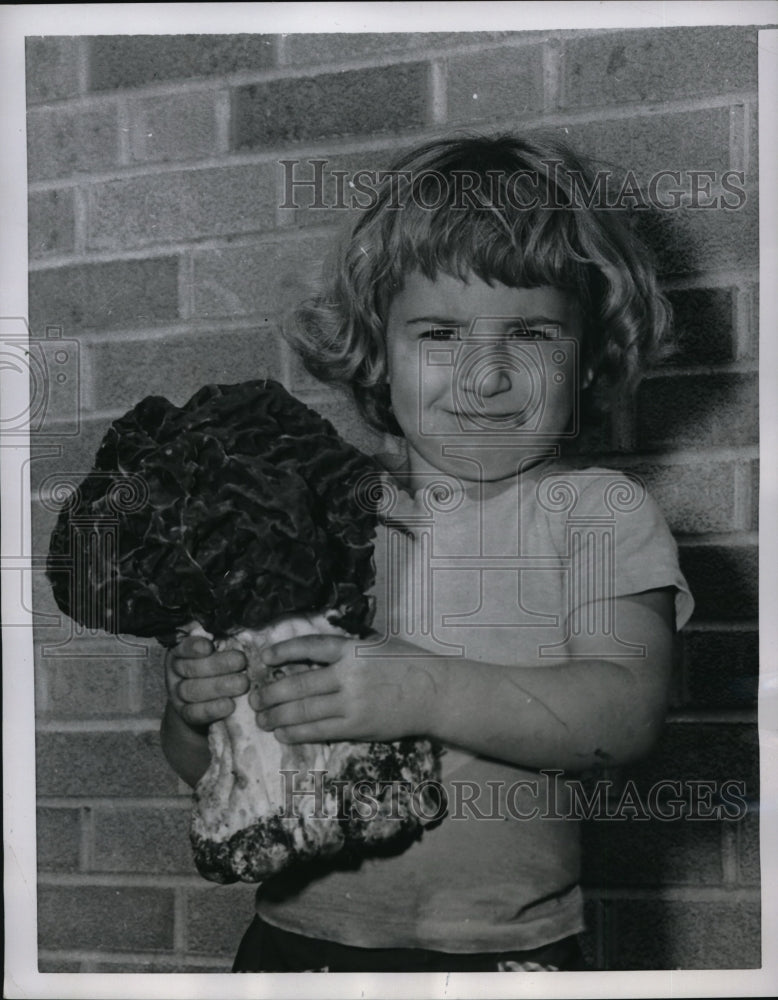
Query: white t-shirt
256 461 694 952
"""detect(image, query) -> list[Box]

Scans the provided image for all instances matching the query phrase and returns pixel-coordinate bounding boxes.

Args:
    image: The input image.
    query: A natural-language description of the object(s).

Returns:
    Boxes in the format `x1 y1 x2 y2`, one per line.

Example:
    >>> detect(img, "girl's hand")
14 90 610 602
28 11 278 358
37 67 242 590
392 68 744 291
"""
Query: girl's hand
250 634 437 744
166 626 249 729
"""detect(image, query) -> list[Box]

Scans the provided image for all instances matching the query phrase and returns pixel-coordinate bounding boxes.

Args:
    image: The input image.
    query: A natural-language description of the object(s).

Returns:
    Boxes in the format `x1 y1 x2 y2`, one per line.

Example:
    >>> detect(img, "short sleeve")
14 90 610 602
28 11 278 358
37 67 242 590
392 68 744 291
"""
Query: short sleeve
558 468 694 631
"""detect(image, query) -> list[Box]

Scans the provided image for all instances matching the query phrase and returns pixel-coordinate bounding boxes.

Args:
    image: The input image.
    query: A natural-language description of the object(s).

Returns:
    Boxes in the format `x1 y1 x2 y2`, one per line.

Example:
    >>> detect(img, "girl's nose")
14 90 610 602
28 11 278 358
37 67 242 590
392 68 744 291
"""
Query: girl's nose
474 365 512 398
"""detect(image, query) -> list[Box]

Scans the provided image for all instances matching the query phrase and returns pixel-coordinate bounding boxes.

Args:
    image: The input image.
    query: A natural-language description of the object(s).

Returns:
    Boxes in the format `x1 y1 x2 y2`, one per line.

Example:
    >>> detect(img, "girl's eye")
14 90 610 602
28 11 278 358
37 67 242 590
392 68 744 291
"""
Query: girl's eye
505 327 547 340
422 327 459 341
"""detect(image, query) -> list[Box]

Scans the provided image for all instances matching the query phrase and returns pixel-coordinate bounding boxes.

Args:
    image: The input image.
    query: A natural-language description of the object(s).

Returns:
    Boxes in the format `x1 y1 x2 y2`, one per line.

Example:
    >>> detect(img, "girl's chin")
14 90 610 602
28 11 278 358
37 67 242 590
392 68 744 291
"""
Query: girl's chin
407 442 557 483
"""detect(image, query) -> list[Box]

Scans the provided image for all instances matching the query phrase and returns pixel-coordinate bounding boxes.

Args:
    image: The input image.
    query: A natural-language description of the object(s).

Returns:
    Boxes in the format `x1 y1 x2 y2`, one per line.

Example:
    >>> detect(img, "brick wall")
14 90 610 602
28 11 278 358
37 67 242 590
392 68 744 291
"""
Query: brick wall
27 28 761 972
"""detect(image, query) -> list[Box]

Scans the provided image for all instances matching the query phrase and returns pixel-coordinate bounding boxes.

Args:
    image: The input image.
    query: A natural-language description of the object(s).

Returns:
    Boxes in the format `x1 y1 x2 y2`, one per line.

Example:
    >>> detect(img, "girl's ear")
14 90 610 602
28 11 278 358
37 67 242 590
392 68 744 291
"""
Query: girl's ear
581 367 594 390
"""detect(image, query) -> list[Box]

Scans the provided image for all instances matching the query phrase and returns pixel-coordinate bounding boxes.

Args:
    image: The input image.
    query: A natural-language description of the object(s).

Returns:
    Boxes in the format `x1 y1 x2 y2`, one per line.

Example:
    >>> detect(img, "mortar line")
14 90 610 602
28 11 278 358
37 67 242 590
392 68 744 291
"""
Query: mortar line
38 871 224 888
733 460 754 533
274 33 287 67
542 38 562 112
28 227 337 270
79 803 94 872
721 821 739 884
75 36 90 96
728 102 746 175
39 796 191 809
177 251 194 321
71 185 88 256
38 946 233 967
742 99 752 180
116 95 132 166
173 887 188 953
430 59 447 125
214 87 233 156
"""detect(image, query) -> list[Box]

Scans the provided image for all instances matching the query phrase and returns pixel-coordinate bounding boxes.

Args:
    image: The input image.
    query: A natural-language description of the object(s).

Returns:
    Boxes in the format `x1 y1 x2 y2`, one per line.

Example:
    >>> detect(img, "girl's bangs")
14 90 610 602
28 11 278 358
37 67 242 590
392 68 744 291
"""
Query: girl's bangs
381 179 590 297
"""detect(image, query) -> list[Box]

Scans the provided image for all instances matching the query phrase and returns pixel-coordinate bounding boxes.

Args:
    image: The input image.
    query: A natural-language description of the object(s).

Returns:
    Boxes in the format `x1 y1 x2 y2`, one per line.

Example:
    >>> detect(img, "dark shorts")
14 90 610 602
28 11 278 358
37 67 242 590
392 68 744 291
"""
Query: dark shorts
233 916 587 972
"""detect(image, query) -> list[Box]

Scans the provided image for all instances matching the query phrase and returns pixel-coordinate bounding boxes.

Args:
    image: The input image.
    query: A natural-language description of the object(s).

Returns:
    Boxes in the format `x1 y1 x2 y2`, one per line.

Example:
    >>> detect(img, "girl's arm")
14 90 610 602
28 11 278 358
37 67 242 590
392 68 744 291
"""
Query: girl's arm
254 587 675 772
160 701 211 788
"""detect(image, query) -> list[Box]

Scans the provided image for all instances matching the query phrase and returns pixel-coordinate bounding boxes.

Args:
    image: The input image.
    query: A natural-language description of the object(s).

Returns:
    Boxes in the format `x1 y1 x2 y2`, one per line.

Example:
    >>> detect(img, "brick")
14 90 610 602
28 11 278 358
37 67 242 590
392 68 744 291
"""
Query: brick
678 543 758 622
139 653 168 716
28 189 76 258
561 109 731 186
87 35 276 92
36 730 178 796
737 810 760 884
682 629 758 709
632 185 758 276
38 885 174 951
185 884 258 955
28 417 115 494
93 806 193 874
636 373 757 450
582 817 723 887
27 104 118 182
664 288 735 368
127 92 219 164
283 32 525 65
603 897 760 969
294 385 386 455
445 45 544 123
86 164 276 251
37 806 82 872
191 233 332 319
29 258 179 335
627 722 759 807
38 656 135 719
232 63 428 149
25 37 81 105
87 323 284 413
633 461 736 535
560 27 758 109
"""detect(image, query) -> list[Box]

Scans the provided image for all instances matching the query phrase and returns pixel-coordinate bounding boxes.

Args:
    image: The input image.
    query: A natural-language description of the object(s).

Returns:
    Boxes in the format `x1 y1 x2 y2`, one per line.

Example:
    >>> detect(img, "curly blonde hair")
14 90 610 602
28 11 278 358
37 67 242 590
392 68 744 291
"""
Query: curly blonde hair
287 132 671 435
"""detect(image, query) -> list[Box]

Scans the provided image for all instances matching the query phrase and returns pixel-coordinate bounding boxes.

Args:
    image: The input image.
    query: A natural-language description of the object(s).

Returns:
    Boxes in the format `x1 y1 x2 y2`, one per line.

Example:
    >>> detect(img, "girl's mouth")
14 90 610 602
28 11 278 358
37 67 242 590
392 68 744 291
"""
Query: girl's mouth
448 407 534 423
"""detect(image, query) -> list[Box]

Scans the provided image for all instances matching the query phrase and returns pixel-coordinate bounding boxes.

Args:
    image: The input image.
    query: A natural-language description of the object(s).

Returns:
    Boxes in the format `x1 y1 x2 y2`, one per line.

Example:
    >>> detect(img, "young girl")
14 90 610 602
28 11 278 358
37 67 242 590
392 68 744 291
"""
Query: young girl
161 133 694 972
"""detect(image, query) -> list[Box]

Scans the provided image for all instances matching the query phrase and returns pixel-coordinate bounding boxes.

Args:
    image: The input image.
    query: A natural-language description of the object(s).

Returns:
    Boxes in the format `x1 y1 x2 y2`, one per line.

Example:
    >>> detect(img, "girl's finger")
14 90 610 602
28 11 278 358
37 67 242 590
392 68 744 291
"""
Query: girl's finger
246 659 312 686
173 630 214 658
180 697 236 728
178 671 249 705
261 634 346 667
257 691 344 731
173 649 247 680
255 664 340 709
272 717 356 745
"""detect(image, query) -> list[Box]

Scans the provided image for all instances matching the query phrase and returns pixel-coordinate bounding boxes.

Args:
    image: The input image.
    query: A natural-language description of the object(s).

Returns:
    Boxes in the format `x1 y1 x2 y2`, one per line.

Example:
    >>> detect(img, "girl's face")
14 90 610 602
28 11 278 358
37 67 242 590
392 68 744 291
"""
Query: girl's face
385 271 583 482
